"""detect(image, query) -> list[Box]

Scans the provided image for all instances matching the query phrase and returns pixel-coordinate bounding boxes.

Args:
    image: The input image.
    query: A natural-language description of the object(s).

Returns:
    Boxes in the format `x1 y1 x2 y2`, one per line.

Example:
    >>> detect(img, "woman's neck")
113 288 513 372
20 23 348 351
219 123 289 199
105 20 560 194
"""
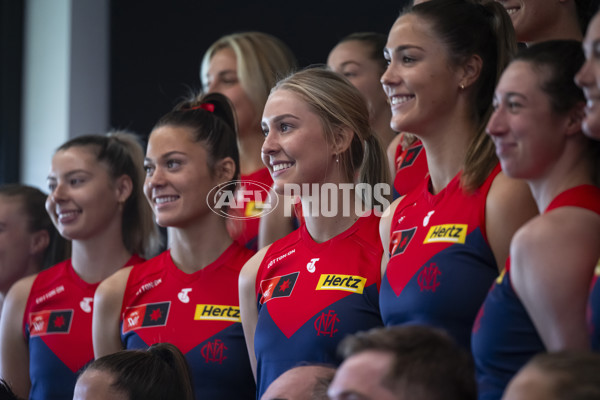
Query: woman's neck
71 232 132 284
168 215 233 274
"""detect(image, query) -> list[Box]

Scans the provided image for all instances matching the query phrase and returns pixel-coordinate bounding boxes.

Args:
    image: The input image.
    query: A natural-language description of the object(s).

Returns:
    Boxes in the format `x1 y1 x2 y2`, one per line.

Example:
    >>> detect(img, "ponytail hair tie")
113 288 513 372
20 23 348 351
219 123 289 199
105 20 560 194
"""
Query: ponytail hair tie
188 102 215 112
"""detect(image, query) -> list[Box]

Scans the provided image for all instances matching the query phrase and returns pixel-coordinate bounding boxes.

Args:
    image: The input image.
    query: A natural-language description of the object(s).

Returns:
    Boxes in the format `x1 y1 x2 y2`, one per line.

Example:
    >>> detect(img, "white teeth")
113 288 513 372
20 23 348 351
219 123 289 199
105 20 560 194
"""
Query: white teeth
506 7 518 15
273 163 293 172
58 211 78 219
155 196 178 204
390 96 414 105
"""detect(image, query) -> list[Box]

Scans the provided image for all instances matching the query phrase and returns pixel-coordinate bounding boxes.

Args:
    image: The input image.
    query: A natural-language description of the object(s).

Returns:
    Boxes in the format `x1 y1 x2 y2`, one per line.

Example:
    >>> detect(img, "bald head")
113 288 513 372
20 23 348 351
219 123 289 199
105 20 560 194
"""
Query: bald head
261 365 336 400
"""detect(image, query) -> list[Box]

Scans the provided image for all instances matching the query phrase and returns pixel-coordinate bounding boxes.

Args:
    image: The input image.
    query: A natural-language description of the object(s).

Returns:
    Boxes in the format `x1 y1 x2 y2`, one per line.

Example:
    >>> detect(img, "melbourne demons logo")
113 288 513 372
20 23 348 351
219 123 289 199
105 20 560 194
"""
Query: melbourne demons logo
201 339 228 364
314 310 339 337
417 263 442 292
390 227 417 257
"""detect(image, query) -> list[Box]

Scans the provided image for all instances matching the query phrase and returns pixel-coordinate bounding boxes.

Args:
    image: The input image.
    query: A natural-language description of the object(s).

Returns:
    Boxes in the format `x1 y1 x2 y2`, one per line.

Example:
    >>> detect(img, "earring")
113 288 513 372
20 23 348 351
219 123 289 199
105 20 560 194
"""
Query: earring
335 154 339 163
460 83 465 90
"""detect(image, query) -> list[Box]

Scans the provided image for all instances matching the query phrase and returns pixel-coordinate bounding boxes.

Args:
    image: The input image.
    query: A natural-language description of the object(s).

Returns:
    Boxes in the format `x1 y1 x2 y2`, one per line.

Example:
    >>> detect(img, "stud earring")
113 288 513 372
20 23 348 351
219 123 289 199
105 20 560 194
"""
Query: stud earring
460 83 465 90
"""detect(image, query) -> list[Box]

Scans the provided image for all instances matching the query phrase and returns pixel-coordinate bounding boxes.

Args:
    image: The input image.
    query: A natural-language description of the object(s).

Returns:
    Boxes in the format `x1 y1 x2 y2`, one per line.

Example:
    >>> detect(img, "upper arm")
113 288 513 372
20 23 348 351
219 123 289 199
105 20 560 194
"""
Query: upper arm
511 210 600 350
239 246 268 381
379 197 401 277
92 267 132 358
485 173 538 272
0 275 36 399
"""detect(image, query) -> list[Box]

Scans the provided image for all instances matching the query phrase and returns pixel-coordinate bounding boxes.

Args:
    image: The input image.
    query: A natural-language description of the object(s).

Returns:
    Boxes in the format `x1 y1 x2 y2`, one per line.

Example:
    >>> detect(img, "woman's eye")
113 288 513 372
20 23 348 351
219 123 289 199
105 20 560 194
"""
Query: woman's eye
262 129 269 137
144 165 154 175
402 56 416 64
280 123 291 132
166 160 180 169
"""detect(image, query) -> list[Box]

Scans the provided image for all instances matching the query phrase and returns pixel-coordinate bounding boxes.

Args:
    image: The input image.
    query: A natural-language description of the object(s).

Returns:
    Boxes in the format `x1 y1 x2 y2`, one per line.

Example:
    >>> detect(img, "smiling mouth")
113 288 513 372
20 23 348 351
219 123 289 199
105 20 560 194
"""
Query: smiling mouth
389 95 414 106
272 162 294 172
154 195 179 205
505 6 519 16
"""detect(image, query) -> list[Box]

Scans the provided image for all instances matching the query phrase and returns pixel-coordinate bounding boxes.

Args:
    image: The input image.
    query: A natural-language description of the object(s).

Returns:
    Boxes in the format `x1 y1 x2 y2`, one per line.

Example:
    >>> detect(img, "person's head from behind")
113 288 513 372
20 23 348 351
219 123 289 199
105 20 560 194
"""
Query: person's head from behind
487 40 590 180
381 0 517 190
46 132 160 258
73 343 194 400
576 10 600 140
144 92 239 228
328 325 476 400
201 32 297 137
502 351 600 400
261 68 390 210
327 33 388 125
260 364 336 400
0 184 67 293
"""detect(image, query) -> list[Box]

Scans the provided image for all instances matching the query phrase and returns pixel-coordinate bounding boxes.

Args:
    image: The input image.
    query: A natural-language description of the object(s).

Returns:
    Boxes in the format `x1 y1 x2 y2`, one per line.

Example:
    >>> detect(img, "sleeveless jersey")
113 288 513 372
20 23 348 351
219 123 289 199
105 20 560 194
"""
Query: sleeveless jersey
393 137 429 198
120 242 255 400
254 212 384 397
589 260 600 350
381 165 500 350
473 185 600 400
24 255 143 400
227 167 273 251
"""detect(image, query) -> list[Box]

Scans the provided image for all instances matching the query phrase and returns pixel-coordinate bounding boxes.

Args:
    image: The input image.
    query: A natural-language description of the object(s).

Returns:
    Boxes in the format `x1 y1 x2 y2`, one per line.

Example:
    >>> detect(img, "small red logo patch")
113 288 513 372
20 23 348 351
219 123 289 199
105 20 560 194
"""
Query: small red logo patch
390 227 417 257
417 263 442 292
201 339 228 364
29 310 73 336
260 272 299 304
122 302 170 333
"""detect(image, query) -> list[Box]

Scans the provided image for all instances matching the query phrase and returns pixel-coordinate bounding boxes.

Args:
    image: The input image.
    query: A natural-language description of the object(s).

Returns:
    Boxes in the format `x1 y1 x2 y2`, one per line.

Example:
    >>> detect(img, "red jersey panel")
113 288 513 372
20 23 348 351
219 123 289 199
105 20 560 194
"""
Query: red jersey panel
120 242 255 400
24 255 143 400
393 138 429 197
254 213 384 397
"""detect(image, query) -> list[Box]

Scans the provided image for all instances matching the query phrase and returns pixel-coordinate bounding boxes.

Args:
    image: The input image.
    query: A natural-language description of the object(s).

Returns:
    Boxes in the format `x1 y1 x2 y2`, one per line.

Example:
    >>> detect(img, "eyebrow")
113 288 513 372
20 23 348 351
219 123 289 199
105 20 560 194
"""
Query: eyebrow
144 151 187 163
340 60 361 68
268 114 301 125
385 44 425 56
505 92 527 101
46 169 91 181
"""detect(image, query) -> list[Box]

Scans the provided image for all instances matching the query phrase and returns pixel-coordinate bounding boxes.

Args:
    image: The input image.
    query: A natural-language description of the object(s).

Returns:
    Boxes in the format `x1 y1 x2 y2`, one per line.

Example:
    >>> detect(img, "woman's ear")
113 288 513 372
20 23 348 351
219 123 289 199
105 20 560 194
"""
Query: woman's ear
214 157 236 182
332 126 354 156
565 101 586 136
115 175 133 204
458 54 483 90
30 230 50 256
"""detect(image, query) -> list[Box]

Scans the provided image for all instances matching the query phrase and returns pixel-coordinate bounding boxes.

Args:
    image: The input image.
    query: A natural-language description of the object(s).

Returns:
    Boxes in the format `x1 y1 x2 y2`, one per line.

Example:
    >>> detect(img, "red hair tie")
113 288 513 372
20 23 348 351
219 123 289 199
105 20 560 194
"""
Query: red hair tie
189 102 215 112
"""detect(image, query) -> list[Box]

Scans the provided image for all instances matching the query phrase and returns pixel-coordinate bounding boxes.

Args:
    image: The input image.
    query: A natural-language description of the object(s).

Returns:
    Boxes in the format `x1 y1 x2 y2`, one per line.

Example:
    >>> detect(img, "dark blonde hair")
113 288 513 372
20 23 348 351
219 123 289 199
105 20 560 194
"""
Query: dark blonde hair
57 132 161 258
200 32 297 123
407 0 517 190
272 68 391 209
83 343 194 400
0 184 69 269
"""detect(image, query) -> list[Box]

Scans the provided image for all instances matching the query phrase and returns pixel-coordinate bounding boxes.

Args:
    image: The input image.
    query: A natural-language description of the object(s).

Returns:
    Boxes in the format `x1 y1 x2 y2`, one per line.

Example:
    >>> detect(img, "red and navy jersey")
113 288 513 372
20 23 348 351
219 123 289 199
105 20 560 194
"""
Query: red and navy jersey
254 213 384 398
24 255 143 400
381 165 500 350
227 167 273 251
589 260 600 350
473 185 600 400
120 243 256 400
393 138 429 198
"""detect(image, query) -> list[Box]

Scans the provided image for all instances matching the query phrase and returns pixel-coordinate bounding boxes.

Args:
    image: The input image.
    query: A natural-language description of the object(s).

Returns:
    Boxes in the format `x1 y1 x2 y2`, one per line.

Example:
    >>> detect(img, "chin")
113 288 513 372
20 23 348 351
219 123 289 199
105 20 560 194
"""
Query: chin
583 119 600 140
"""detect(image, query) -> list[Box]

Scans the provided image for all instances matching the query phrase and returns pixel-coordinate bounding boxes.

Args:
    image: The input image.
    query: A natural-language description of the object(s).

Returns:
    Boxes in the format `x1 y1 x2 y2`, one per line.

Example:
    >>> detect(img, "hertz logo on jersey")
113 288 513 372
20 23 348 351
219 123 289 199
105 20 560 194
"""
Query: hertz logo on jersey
316 274 366 294
194 304 241 322
423 224 467 244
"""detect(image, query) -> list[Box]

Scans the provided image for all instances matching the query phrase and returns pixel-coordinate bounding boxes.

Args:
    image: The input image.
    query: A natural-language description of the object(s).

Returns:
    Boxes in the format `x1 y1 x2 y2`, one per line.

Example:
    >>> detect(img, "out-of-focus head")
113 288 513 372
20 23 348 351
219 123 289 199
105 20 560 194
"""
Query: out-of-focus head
487 40 587 179
576 11 600 140
328 325 476 400
502 352 600 400
46 132 160 258
74 343 194 400
201 32 297 136
0 184 68 292
327 33 388 125
261 365 336 400
144 92 239 228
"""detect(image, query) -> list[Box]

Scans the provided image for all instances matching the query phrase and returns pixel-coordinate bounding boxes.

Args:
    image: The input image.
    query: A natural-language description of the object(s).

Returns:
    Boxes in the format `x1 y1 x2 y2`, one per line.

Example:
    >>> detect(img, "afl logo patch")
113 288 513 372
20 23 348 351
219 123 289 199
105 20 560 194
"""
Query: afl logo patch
390 227 417 257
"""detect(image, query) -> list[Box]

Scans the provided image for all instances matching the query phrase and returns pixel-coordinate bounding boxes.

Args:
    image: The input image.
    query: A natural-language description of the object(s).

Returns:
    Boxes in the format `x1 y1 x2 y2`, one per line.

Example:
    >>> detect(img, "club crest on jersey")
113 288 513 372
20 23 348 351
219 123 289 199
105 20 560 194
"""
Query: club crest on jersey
29 309 73 336
314 310 339 337
260 272 299 304
399 144 423 169
122 302 170 334
423 224 467 244
417 263 442 292
194 305 240 322
316 274 366 294
390 227 417 257
201 339 228 364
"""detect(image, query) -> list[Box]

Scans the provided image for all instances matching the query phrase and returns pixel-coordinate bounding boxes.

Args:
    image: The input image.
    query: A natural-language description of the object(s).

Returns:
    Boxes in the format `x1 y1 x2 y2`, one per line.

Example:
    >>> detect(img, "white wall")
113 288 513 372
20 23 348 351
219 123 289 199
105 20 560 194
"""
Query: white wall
21 0 109 190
